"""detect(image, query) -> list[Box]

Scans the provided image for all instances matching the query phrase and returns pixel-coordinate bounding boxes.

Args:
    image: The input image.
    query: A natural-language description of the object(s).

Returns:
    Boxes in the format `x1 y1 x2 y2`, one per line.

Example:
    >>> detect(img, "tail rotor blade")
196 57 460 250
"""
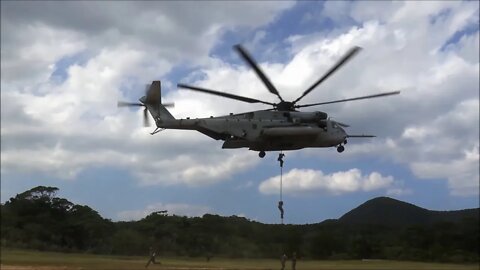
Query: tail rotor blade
119 81 169 127
117 101 144 107
143 108 150 127
162 102 175 108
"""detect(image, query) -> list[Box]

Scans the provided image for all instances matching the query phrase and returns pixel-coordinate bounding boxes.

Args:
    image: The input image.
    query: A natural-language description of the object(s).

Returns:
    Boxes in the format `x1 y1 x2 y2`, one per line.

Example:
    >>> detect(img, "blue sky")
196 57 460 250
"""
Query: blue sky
1 1 479 224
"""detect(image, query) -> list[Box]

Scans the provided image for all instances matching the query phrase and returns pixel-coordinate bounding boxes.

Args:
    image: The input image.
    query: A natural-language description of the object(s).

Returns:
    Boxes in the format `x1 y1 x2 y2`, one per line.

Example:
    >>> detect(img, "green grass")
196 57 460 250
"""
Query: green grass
1 249 478 270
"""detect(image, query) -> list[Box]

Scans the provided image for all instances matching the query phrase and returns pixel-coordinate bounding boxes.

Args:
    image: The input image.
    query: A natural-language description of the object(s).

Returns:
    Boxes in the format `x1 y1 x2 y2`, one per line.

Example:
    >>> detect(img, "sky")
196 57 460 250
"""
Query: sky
1 1 479 224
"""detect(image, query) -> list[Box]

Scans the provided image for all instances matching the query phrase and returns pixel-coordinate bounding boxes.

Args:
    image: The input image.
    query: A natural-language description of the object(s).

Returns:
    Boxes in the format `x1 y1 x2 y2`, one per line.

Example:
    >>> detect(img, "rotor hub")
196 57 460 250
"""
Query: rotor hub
275 101 295 111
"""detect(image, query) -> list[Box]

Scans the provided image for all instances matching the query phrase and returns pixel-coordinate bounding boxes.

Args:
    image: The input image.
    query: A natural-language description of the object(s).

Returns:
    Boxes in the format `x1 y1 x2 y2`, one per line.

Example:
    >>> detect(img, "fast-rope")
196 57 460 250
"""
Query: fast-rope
280 163 283 201
277 152 285 224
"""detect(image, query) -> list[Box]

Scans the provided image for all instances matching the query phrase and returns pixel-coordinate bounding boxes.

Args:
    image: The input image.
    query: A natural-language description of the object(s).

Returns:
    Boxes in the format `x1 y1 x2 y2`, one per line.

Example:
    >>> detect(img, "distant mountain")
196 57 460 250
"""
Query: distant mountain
338 196 479 227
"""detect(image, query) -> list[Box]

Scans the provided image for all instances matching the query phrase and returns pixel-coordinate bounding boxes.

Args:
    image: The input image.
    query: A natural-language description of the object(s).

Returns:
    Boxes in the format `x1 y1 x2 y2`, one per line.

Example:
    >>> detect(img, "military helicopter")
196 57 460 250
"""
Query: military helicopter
118 45 399 158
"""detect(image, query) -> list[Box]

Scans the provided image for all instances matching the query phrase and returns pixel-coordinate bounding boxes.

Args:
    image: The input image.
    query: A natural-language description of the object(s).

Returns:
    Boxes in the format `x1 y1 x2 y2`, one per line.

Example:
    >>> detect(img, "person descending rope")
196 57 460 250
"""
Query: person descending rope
277 153 285 167
278 200 284 220
277 152 285 223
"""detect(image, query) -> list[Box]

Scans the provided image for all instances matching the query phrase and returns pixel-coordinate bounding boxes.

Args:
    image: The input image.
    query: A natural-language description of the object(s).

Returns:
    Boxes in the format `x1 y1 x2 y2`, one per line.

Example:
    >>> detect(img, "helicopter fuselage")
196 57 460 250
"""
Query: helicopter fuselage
156 110 347 153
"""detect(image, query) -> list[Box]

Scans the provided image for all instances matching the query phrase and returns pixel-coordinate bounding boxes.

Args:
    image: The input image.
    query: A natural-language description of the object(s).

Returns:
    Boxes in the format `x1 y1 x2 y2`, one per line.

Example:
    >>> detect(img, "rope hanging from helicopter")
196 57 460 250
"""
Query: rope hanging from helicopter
277 152 285 224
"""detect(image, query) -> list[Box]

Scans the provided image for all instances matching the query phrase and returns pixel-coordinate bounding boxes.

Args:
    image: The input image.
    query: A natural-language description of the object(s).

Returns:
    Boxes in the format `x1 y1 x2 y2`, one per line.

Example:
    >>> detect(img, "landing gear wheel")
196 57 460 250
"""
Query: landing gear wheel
337 145 345 153
259 151 266 158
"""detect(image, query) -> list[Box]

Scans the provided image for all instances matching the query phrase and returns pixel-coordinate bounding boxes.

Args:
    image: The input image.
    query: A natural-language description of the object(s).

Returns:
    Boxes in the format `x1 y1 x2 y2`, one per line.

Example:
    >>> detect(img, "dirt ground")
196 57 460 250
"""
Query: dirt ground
1 266 81 270
1 266 244 270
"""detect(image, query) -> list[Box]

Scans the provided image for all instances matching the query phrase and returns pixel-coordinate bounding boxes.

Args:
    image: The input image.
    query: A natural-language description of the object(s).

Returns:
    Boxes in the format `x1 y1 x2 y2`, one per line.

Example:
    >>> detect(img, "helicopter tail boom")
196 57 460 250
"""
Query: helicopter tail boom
144 102 175 122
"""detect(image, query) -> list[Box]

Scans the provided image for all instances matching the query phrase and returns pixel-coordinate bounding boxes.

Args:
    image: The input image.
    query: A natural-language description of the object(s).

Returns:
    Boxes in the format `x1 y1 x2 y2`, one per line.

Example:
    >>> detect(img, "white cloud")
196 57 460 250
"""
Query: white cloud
117 202 213 221
320 1 354 25
258 168 395 195
182 6 479 196
411 145 479 196
387 187 413 196
235 181 254 190
3 2 295 76
453 31 479 64
1 1 478 199
1 22 86 84
382 99 479 195
0 2 289 187
402 126 431 141
287 2 479 196
134 150 259 186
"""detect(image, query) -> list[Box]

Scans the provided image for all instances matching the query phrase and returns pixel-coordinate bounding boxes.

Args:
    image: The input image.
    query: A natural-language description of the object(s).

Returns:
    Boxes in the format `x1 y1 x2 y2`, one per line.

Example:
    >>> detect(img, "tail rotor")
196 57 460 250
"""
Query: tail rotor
117 100 153 127
117 81 174 127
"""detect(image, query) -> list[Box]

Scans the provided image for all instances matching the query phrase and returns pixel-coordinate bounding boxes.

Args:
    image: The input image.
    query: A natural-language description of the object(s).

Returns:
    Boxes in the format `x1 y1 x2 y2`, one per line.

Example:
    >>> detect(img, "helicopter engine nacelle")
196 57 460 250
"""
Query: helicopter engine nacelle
288 111 328 123
314 111 328 120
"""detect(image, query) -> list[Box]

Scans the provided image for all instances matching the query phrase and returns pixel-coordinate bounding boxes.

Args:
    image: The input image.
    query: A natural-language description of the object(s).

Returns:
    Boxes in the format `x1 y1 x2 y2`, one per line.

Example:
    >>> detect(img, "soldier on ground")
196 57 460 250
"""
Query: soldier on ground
280 253 288 270
291 252 297 270
145 246 160 268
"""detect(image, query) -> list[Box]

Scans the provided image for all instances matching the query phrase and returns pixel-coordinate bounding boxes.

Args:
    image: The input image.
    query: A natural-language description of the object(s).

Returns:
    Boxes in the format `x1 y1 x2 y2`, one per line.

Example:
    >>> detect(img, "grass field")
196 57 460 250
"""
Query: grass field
1 249 478 270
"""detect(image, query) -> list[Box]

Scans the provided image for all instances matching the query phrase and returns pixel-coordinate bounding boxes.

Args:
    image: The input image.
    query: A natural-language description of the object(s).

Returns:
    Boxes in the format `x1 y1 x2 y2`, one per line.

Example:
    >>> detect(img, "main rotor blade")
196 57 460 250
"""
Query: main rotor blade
296 90 400 108
117 101 144 107
347 135 376 138
234 44 284 102
294 46 362 104
177 83 274 105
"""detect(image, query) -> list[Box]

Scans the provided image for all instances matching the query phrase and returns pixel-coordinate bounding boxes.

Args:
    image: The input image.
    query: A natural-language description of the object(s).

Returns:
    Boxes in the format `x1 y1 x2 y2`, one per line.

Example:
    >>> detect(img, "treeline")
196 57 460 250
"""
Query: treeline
1 186 478 263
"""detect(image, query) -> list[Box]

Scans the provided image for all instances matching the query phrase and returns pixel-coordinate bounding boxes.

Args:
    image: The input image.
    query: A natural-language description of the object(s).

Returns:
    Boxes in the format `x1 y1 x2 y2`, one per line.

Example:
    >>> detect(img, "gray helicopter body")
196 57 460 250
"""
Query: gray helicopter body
153 108 346 152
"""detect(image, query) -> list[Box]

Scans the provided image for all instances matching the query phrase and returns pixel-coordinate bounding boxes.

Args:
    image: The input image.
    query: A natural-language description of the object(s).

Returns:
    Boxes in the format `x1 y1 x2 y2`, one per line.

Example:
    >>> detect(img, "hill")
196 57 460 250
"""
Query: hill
338 196 479 227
